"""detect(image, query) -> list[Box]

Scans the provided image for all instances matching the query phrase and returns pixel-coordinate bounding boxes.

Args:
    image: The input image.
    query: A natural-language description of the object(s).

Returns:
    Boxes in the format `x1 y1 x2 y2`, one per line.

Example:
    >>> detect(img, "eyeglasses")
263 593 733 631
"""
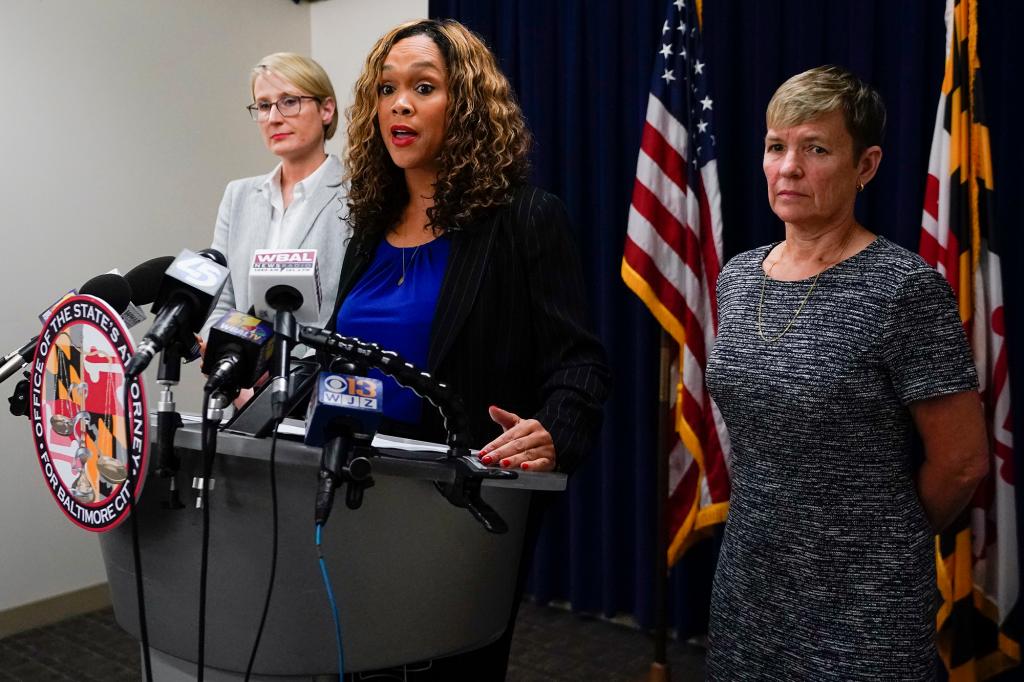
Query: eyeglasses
247 95 321 121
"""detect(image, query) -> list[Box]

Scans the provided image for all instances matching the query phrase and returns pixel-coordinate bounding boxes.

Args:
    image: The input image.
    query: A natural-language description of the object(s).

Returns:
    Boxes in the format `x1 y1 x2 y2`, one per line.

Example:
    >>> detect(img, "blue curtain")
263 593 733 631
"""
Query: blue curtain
429 0 1024 640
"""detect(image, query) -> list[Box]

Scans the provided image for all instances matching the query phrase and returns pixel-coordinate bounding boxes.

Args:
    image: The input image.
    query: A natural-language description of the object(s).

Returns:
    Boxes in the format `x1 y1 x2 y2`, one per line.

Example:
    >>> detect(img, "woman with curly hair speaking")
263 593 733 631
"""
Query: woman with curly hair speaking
330 18 610 679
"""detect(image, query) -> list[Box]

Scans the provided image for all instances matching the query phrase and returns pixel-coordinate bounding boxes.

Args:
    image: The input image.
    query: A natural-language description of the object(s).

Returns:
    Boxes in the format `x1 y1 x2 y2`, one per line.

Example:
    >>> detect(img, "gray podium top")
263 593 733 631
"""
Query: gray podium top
198 415 567 492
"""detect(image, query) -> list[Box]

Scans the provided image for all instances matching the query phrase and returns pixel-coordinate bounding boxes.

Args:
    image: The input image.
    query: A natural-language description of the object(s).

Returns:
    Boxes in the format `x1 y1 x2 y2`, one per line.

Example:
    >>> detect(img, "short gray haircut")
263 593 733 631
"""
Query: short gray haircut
766 65 886 159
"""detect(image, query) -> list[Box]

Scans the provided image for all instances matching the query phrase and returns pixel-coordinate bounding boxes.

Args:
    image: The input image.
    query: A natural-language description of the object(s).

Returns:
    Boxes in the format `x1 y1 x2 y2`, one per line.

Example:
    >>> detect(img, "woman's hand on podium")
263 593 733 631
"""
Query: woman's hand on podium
233 388 254 410
233 369 270 410
479 405 556 472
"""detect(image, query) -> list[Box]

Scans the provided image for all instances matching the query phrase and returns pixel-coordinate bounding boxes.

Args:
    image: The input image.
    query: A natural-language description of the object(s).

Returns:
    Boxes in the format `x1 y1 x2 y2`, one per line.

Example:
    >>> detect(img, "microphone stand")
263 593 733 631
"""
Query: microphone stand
154 344 185 509
195 387 231 681
316 428 375 526
299 327 516 533
266 285 303 419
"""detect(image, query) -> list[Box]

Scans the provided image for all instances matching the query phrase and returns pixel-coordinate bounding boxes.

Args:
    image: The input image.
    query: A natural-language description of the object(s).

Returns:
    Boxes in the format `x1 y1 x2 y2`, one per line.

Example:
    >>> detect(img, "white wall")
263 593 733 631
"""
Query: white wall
0 0 310 613
0 0 429 619
311 0 429 158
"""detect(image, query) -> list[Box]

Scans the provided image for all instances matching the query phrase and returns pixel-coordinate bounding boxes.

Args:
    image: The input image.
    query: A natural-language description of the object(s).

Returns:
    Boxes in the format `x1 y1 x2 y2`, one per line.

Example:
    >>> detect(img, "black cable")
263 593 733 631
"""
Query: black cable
123 379 153 681
245 418 282 681
197 388 217 681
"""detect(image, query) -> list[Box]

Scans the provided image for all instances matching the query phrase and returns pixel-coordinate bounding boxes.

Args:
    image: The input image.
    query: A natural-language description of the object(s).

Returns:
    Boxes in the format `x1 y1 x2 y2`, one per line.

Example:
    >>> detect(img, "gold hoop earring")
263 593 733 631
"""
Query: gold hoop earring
856 182 865 193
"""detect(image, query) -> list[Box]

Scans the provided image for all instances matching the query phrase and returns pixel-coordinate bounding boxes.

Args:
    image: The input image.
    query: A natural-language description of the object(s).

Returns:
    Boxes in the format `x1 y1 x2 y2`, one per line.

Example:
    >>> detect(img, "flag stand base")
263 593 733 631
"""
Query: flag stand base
646 661 671 682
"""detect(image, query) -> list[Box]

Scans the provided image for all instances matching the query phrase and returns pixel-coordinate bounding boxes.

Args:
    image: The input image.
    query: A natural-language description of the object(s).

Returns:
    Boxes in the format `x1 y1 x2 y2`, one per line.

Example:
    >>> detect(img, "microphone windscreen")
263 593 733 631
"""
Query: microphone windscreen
124 256 175 305
79 273 132 314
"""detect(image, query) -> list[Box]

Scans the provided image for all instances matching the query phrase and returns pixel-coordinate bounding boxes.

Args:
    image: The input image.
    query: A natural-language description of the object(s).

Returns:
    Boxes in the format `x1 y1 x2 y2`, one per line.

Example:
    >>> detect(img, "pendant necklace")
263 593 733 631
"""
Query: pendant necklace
756 228 855 343
397 244 422 286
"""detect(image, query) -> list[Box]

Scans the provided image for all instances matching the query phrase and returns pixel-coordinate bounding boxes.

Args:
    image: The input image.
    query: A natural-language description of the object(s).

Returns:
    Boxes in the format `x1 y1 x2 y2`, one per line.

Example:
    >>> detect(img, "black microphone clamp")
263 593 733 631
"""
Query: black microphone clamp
8 377 30 417
125 299 189 378
344 456 374 510
205 354 243 395
314 432 375 525
434 457 511 535
154 345 186 509
270 308 298 419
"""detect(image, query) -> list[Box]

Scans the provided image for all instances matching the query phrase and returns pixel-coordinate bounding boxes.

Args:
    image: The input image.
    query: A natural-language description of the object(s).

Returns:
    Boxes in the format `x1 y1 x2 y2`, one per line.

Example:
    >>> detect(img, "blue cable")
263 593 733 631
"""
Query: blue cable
316 522 345 679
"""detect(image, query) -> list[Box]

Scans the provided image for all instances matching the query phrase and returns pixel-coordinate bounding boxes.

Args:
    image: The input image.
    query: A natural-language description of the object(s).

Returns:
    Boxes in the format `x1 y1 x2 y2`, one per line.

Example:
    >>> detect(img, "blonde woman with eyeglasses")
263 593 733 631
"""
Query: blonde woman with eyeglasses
204 52 348 340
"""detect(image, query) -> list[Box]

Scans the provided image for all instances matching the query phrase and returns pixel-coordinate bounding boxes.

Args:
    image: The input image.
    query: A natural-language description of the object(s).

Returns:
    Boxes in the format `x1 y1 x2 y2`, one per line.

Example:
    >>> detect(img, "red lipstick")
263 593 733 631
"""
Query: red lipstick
390 125 418 147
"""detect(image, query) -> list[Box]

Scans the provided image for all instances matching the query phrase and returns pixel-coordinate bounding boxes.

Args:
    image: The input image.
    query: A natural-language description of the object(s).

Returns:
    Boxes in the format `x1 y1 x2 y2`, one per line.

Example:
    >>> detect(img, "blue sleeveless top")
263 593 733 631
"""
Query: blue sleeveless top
336 236 451 424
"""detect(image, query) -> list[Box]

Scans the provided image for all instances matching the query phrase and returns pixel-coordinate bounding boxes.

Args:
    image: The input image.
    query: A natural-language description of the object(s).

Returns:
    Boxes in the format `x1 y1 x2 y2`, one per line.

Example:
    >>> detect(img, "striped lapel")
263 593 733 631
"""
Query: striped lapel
427 217 497 371
328 240 374 331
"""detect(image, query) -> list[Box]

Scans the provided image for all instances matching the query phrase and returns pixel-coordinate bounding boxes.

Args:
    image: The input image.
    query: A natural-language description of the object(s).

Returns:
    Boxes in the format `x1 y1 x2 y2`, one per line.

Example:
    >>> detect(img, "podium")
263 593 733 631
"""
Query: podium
98 419 565 679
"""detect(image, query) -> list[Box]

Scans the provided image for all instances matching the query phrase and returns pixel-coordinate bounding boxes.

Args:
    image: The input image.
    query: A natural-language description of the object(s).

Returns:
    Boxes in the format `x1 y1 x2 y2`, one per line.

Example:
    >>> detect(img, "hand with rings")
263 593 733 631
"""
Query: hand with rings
478 405 556 472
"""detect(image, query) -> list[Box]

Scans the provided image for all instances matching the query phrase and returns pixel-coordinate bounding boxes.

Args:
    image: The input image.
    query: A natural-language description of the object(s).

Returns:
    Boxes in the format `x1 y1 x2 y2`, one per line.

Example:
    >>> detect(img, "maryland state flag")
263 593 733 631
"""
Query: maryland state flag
920 0 1019 678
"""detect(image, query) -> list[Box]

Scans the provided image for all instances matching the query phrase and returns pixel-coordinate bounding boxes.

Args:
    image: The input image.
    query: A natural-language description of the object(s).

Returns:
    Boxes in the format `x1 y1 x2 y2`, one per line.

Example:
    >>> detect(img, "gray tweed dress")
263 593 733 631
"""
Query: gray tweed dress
704 237 978 681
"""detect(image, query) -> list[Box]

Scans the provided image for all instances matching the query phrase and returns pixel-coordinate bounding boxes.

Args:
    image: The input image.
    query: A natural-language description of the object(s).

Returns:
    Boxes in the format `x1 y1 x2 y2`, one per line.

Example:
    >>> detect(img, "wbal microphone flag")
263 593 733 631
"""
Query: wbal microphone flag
249 248 323 325
920 0 1019 678
621 0 731 564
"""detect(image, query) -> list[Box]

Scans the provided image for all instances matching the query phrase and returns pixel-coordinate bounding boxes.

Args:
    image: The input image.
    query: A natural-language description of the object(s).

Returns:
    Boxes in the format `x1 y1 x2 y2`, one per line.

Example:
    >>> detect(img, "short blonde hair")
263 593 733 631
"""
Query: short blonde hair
766 65 885 159
251 52 339 140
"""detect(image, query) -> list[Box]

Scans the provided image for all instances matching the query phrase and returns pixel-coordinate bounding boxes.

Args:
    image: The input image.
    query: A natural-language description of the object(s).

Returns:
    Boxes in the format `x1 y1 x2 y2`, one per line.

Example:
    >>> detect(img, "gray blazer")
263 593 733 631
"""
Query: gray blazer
204 154 349 336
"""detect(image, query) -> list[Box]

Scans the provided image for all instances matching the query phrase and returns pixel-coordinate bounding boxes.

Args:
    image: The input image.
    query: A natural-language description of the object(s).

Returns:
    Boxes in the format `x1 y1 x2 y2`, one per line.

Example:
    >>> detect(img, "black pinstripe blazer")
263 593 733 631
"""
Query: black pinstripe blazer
329 185 610 474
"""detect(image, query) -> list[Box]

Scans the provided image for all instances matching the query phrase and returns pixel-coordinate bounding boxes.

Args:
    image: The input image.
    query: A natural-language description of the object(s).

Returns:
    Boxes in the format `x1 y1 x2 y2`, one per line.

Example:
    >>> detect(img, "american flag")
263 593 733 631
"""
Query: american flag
621 0 731 565
920 0 1019 677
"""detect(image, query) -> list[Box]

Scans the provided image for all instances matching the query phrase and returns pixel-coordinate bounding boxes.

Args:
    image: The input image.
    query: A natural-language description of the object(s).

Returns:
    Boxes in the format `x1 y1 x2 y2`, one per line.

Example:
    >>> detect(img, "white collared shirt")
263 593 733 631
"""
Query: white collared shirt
261 154 336 249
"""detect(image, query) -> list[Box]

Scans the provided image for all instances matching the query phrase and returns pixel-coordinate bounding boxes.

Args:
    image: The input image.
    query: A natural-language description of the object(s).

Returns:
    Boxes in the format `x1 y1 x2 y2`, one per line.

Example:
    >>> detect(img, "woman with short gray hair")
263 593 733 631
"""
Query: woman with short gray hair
705 65 988 680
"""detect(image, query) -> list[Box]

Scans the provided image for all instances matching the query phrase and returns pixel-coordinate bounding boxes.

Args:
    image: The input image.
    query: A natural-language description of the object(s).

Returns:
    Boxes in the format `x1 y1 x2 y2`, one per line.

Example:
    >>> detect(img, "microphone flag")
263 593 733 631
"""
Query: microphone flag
249 248 323 324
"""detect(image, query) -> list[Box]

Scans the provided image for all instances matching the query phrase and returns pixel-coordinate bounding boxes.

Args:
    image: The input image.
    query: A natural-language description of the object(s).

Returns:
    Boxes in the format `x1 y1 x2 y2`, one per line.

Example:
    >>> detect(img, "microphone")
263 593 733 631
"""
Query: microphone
200 310 275 394
305 369 383 525
249 249 322 418
0 341 39 385
80 273 134 313
125 248 228 378
0 272 133 384
129 255 203 363
249 249 322 324
124 256 176 305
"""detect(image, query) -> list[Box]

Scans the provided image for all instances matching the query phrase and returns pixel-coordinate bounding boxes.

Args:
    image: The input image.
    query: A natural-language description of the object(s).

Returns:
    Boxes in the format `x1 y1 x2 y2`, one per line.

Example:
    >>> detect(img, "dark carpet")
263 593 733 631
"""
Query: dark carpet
0 601 705 681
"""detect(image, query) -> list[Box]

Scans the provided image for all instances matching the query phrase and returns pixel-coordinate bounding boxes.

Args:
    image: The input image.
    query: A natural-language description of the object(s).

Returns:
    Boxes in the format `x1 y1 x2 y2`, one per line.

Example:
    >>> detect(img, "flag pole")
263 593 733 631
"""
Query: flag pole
648 329 672 682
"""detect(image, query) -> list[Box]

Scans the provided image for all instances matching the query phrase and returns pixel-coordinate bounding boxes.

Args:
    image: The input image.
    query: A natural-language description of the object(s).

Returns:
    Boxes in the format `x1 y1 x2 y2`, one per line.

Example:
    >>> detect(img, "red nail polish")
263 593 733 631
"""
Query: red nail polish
500 459 510 468
481 455 493 464
521 462 530 471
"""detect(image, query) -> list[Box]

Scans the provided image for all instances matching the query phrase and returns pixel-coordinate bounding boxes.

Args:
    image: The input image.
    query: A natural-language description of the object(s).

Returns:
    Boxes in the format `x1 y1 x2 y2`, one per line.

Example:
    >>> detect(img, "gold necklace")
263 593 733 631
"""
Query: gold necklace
756 230 855 343
397 244 422 286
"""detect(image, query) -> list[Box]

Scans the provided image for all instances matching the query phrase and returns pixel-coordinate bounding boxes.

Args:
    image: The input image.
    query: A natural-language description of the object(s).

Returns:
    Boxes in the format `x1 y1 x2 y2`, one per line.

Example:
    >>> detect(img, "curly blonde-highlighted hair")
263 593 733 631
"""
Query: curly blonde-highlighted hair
345 19 531 246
